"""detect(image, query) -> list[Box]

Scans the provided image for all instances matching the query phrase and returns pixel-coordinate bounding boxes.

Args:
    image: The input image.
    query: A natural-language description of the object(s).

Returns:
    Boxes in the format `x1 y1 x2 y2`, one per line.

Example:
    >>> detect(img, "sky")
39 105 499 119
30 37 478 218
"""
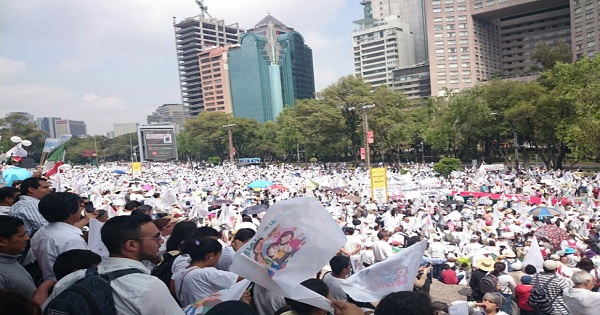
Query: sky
0 0 363 135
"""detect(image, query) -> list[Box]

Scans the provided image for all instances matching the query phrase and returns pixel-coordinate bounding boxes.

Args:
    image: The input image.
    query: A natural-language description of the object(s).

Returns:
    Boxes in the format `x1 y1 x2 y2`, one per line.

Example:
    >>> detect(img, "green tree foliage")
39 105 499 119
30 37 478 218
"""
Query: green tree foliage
531 41 572 71
0 113 47 160
433 158 461 177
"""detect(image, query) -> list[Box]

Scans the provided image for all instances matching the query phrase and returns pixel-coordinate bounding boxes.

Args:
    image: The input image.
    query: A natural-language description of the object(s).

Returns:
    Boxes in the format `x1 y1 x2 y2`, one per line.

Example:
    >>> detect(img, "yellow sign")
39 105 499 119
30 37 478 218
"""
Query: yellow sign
131 162 142 177
370 167 388 203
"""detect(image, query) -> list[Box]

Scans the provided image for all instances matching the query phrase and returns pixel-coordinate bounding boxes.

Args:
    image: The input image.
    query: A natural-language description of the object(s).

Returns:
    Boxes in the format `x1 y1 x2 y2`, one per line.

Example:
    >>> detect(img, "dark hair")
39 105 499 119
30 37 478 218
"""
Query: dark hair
38 192 81 223
204 300 258 315
192 226 220 239
329 255 351 275
576 258 595 272
19 177 47 196
53 249 102 281
0 187 20 203
0 215 24 239
179 238 222 261
101 215 153 255
130 209 147 216
524 264 537 275
0 289 41 315
377 231 388 240
491 262 506 276
344 227 355 235
233 228 256 243
284 279 329 315
375 291 435 315
166 221 197 252
124 201 142 211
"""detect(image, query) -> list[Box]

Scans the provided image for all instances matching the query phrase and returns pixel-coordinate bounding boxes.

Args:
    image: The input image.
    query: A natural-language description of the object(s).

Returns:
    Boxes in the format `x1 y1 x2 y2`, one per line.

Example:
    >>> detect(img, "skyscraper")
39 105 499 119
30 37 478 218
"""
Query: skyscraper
228 15 315 123
198 46 235 113
173 16 242 118
36 117 61 138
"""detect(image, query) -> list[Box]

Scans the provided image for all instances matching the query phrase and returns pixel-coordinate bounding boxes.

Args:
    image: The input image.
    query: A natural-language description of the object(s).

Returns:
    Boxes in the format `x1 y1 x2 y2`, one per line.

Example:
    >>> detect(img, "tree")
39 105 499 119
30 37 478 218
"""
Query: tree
0 113 47 161
433 158 461 177
531 41 572 71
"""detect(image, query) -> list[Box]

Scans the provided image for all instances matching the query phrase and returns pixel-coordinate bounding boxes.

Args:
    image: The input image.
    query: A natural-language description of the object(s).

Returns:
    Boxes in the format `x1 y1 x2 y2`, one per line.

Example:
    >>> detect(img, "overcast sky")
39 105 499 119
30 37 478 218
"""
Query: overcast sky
0 0 362 135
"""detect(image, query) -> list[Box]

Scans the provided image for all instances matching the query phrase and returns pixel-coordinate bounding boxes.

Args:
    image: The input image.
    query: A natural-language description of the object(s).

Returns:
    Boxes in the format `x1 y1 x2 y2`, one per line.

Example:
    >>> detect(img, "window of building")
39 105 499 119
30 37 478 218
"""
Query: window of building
461 54 470 60
586 3 594 10
458 5 467 11
450 79 459 84
438 71 446 77
588 41 596 47
434 25 443 31
449 63 458 68
436 48 445 54
576 26 583 33
445 0 454 3
448 47 457 53
463 77 472 83
462 62 471 67
460 31 468 37
448 40 456 45
474 2 483 9
449 55 458 60
433 8 442 13
438 79 447 85
576 35 583 42
445 7 454 12
461 47 469 52
447 32 456 38
588 31 595 38
460 39 469 44
447 24 455 30
433 0 441 5
587 13 594 20
459 23 468 29
446 16 455 22
458 15 467 21
437 64 446 69
436 56 446 61
436 40 444 46
434 17 442 23
450 71 459 76
462 70 471 76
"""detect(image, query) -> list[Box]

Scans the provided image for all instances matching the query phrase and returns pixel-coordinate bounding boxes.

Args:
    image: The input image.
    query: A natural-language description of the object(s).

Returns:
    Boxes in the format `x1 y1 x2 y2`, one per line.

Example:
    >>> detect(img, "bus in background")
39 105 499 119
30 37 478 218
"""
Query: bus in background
238 157 261 164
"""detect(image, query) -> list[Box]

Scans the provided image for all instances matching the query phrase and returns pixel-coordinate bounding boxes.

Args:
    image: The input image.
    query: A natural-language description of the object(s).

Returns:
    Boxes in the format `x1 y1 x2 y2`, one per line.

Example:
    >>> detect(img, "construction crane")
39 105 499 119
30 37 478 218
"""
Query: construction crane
195 0 212 19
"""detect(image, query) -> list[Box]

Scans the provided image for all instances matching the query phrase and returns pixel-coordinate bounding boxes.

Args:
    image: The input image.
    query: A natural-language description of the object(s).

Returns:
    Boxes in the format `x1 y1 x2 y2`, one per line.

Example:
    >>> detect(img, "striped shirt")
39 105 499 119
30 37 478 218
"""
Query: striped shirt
531 272 572 315
10 195 47 235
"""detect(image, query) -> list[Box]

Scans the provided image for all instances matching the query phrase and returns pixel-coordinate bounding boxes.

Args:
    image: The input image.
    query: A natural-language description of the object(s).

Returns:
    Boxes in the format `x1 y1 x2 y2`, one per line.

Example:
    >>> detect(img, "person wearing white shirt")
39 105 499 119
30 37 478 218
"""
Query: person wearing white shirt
322 255 350 301
373 231 393 263
170 238 240 306
563 271 600 315
31 192 89 281
341 227 362 257
43 215 184 315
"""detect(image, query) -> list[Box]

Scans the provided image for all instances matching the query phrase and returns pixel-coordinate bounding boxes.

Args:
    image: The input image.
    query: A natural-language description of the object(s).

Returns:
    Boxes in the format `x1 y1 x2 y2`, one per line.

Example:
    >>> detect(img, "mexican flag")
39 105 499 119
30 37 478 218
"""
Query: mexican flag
46 144 66 162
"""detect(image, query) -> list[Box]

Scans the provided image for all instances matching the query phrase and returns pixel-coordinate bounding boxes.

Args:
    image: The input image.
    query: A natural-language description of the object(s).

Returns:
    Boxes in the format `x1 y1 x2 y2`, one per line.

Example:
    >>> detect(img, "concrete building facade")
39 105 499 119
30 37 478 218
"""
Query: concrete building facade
199 46 235 113
425 0 571 96
571 0 600 59
36 117 61 138
353 15 417 87
173 17 242 117
54 120 87 137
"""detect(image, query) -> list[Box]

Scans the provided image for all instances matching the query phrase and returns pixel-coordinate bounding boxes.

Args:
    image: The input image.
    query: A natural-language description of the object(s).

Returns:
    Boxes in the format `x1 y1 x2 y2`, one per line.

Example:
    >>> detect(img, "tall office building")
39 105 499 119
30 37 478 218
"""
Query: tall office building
147 104 185 126
54 119 87 137
425 0 571 96
571 0 600 59
228 15 315 123
198 46 235 113
173 16 242 117
36 117 61 138
353 15 417 87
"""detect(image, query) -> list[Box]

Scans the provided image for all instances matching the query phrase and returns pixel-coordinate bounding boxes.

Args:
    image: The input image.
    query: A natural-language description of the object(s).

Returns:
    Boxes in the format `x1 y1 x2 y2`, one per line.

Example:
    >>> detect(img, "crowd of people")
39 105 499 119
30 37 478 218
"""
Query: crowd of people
1 161 600 315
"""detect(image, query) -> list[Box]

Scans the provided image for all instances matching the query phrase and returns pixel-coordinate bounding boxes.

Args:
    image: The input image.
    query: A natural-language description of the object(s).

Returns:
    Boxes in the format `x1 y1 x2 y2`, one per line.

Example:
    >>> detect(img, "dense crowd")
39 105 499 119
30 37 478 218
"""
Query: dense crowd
1 162 600 315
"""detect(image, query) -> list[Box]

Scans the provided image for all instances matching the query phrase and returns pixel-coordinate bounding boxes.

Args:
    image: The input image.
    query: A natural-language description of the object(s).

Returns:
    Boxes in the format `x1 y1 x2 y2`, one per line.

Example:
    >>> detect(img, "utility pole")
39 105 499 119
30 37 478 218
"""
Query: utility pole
223 124 236 164
129 133 134 163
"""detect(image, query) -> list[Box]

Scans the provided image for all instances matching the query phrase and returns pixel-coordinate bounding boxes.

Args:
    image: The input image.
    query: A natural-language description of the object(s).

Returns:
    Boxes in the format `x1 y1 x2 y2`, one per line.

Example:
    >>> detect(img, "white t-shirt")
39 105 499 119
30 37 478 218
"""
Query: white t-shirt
172 266 238 306
171 254 191 275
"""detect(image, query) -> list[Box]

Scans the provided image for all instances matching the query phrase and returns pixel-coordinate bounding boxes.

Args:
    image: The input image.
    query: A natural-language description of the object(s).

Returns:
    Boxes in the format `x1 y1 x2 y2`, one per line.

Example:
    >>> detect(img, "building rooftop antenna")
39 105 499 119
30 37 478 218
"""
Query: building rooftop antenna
195 0 212 19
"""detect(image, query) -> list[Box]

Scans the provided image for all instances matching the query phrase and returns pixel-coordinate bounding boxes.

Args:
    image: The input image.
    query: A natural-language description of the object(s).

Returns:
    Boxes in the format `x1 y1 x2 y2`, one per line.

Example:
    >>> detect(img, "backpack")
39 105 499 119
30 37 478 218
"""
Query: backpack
528 274 559 314
479 274 498 294
150 251 180 287
43 267 143 315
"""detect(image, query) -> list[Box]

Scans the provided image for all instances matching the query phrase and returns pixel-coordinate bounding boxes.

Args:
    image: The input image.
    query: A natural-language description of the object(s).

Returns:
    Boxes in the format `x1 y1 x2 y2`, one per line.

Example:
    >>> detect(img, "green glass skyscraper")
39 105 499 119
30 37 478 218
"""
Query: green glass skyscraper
228 15 315 123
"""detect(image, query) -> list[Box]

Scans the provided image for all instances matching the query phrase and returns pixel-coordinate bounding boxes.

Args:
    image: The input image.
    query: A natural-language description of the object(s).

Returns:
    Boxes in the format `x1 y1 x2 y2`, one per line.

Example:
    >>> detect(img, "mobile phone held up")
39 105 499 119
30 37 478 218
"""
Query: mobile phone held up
84 201 95 213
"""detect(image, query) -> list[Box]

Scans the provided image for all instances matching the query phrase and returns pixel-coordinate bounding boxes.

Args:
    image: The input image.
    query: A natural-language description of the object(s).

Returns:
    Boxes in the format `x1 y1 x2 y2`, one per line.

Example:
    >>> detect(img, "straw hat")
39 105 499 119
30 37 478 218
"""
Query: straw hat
476 258 495 272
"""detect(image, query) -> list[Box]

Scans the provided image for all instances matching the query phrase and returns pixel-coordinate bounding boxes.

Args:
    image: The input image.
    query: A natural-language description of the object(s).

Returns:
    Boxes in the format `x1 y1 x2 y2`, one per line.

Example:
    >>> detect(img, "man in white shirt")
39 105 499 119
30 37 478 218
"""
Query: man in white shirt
563 271 600 315
373 231 393 263
31 192 89 281
323 255 351 301
340 227 362 257
43 214 184 315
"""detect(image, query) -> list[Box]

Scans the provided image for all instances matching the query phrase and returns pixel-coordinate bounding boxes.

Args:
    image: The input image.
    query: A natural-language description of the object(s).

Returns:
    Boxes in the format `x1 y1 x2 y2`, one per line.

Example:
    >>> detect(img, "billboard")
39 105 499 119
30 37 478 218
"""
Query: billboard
138 126 177 162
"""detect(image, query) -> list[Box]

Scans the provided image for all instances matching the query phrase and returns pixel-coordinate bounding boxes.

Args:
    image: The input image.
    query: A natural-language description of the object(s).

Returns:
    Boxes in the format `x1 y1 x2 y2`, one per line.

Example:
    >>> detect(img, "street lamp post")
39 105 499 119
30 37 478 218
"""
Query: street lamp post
361 104 375 169
223 124 236 164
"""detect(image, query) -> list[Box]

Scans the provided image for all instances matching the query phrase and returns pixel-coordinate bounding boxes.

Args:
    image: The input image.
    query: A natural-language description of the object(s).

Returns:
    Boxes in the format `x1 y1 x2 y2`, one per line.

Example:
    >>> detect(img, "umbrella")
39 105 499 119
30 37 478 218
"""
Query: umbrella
342 195 361 204
242 204 269 215
111 170 126 175
269 184 289 191
332 188 348 195
157 181 169 186
142 185 154 191
130 178 142 182
2 167 32 186
529 206 562 217
211 199 233 206
248 180 273 189
535 224 569 249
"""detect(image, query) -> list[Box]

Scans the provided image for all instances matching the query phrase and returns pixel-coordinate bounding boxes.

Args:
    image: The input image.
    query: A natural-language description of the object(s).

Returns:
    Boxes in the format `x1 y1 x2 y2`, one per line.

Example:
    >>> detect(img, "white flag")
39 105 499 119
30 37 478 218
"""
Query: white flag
522 236 544 273
182 279 251 315
230 197 346 313
340 239 428 302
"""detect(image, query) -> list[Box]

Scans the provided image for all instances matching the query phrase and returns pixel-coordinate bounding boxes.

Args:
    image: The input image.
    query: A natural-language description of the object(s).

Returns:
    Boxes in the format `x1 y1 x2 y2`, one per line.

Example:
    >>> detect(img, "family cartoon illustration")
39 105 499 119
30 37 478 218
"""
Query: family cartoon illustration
249 225 306 275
